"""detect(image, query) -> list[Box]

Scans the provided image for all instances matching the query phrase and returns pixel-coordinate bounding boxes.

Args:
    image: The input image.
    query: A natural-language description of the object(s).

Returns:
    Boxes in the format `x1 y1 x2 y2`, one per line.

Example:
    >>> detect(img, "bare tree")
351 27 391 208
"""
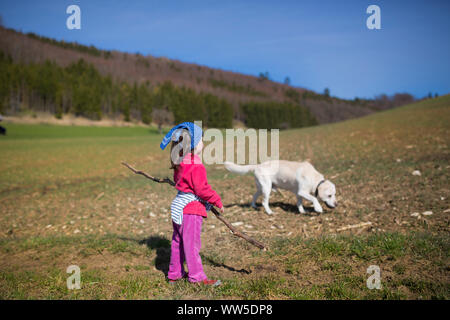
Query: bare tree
284 76 291 85
392 93 414 106
152 108 174 134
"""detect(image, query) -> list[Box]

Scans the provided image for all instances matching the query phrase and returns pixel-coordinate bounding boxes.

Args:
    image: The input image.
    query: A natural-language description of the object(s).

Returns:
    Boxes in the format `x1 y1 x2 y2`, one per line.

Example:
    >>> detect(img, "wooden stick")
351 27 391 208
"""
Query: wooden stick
336 221 372 232
122 162 266 250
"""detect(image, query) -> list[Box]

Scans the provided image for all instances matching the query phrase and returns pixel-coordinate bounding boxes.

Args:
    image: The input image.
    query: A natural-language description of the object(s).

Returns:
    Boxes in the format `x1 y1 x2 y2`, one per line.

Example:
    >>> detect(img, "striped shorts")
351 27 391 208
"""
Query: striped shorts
170 191 212 225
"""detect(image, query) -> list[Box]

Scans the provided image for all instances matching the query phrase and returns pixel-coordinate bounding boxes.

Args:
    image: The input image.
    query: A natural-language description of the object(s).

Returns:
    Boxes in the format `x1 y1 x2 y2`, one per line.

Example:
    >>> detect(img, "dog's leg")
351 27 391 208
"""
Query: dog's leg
259 177 273 215
251 178 262 209
296 195 306 214
251 190 261 209
297 190 323 213
262 189 273 215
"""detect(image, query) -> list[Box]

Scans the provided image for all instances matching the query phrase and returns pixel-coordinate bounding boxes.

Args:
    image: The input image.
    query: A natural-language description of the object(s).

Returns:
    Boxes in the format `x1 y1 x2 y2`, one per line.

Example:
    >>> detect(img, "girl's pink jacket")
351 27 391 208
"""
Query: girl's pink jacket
173 153 223 217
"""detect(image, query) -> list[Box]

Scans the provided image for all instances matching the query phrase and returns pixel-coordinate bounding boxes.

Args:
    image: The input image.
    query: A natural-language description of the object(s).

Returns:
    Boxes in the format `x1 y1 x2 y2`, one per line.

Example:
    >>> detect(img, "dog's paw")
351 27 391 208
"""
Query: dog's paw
264 209 273 215
314 205 323 214
298 206 306 214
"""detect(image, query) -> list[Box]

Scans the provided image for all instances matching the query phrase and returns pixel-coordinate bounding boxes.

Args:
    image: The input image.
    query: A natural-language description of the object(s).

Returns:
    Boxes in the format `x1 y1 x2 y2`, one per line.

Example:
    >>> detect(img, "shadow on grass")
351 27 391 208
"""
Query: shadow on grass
119 235 251 277
139 236 172 277
119 235 171 276
202 255 251 275
224 201 320 215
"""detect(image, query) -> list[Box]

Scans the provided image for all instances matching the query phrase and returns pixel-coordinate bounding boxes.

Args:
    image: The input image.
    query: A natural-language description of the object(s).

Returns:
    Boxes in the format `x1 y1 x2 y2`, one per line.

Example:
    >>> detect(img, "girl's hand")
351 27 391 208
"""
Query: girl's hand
219 206 225 214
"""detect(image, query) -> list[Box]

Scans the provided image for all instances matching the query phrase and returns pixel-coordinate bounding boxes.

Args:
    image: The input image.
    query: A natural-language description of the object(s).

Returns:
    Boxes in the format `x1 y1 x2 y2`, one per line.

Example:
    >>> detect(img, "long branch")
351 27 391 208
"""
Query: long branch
121 162 266 250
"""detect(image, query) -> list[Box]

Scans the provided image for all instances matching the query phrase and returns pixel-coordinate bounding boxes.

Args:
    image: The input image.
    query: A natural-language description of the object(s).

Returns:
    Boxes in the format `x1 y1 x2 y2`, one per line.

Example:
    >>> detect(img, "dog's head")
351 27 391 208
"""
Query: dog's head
317 180 337 209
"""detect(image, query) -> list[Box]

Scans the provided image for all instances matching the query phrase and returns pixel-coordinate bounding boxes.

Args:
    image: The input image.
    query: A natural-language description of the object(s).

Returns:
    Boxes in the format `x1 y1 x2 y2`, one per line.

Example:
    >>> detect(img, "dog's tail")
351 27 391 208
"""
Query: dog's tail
224 162 257 175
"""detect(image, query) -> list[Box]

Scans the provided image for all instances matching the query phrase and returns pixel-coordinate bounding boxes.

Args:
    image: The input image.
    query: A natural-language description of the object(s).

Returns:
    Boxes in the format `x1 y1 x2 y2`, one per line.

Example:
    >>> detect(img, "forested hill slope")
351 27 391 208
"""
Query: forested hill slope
0 27 413 127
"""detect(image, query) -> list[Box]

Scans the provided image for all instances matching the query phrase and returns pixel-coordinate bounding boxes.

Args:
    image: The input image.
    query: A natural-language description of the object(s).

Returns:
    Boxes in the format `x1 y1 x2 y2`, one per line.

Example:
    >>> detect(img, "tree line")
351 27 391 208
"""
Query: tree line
0 51 318 129
241 101 317 129
26 32 113 59
0 52 235 127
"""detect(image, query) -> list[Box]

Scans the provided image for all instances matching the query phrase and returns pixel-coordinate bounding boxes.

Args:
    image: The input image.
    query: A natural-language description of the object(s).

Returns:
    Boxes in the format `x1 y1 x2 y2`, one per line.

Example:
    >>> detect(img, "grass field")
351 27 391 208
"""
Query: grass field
0 96 449 299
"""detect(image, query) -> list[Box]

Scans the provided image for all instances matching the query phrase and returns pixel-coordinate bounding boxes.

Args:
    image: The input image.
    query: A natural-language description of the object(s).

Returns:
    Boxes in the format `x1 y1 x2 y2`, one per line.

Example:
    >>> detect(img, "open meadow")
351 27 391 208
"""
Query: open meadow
0 96 449 299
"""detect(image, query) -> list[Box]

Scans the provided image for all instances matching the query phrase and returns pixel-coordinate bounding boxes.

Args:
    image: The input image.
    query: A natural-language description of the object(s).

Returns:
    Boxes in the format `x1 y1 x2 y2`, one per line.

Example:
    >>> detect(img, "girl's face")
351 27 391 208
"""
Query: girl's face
194 138 203 155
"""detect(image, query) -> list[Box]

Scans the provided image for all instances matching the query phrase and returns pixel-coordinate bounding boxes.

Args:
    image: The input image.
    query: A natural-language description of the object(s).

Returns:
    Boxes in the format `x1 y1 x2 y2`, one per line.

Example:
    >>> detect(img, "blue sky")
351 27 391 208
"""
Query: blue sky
1 0 449 99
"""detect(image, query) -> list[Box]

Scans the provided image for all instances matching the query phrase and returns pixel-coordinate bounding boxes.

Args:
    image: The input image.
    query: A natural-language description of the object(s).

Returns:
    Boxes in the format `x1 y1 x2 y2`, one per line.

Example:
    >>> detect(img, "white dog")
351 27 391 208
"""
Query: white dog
224 160 337 215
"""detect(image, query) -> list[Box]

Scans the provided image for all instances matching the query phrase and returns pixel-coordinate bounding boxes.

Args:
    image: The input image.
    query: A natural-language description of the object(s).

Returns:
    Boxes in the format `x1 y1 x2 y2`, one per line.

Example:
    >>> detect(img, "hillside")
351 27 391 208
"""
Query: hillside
0 26 413 127
0 95 448 299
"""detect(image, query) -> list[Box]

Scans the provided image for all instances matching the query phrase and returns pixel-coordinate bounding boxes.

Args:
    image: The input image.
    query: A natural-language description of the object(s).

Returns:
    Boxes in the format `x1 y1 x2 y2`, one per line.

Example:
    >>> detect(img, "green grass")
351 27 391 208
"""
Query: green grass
1 123 163 139
0 95 449 299
0 231 447 299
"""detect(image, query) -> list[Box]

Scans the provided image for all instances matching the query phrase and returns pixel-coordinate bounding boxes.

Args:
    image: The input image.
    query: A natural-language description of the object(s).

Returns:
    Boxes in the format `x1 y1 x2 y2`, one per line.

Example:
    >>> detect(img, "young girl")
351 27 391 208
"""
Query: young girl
160 122 224 286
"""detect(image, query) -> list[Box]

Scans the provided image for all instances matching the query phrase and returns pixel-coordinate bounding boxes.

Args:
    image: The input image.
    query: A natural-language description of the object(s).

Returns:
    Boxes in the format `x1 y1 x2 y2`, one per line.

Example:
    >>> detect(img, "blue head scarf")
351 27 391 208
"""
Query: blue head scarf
160 122 203 151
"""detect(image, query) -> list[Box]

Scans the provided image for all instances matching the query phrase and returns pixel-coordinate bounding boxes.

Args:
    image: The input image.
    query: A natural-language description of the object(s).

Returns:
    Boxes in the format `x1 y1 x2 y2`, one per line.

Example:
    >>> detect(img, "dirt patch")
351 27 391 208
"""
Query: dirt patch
1 96 449 299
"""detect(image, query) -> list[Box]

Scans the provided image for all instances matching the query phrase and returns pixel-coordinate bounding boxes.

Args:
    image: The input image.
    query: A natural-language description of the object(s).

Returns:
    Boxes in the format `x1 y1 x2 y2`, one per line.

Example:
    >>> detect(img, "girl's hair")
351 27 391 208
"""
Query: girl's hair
169 129 193 170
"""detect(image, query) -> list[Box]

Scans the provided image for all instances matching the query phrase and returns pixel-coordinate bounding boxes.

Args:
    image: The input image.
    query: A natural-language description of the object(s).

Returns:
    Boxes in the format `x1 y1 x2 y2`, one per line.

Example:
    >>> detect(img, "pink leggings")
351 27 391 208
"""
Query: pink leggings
168 214 207 283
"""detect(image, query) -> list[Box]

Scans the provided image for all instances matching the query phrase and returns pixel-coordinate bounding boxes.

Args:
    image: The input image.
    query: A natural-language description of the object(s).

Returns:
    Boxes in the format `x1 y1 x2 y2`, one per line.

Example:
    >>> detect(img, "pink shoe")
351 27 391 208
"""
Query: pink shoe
196 279 222 287
168 274 188 284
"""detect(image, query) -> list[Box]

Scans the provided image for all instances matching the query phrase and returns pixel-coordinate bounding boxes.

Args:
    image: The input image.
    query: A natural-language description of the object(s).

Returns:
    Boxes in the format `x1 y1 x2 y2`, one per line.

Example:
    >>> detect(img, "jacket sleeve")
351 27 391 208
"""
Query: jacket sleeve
190 164 223 208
